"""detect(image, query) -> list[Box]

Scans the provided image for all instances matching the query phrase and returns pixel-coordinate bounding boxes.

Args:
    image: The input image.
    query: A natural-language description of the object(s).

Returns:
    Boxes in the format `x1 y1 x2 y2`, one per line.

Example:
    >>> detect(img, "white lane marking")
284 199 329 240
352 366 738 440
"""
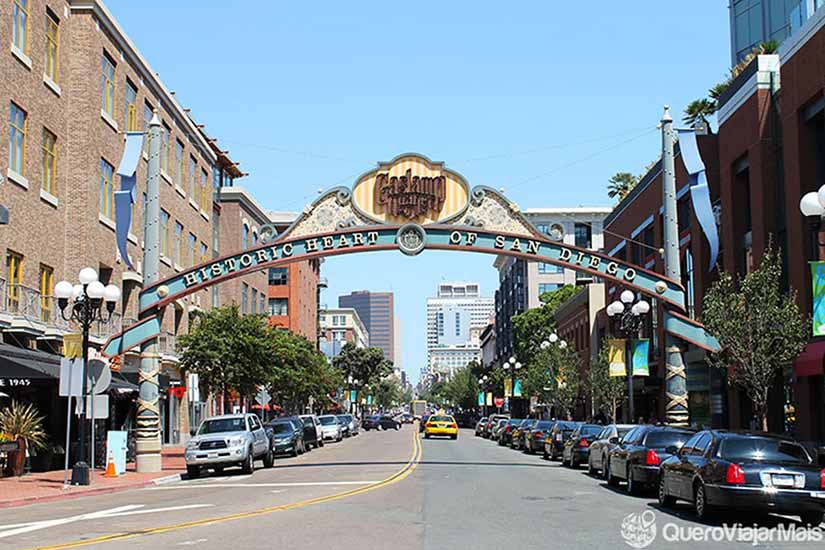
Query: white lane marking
177 539 208 546
0 504 212 540
151 480 380 489
270 490 286 494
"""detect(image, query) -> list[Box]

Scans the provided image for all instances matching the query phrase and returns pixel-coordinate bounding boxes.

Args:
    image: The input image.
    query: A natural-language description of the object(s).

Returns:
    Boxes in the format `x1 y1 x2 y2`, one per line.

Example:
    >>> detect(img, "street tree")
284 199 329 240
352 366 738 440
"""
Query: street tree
683 98 716 129
333 343 393 387
607 172 638 201
372 377 403 410
586 340 626 421
702 244 808 431
442 364 481 410
267 329 341 413
513 285 582 369
178 306 276 412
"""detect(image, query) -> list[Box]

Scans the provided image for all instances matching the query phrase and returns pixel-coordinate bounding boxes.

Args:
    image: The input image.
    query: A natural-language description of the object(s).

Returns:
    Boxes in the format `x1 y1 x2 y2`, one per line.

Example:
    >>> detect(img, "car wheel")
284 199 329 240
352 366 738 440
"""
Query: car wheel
451 434 457 440
607 461 621 486
626 466 637 495
800 512 824 527
694 481 713 520
525 445 533 455
213 466 224 475
424 433 430 439
570 456 579 469
658 475 675 507
542 449 549 460
602 455 610 481
587 458 597 476
241 449 254 474
395 425 399 430
186 465 200 479
263 448 274 468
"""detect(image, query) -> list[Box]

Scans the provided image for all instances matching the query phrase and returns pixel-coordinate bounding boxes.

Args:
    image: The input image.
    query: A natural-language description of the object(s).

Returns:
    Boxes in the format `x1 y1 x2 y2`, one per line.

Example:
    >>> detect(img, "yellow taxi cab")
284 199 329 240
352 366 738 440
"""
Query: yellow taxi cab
423 414 458 439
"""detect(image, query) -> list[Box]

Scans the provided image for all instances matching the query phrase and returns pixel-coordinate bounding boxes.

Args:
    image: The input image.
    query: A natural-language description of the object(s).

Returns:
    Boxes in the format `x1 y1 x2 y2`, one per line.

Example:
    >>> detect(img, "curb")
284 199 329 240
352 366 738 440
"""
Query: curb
0 471 184 509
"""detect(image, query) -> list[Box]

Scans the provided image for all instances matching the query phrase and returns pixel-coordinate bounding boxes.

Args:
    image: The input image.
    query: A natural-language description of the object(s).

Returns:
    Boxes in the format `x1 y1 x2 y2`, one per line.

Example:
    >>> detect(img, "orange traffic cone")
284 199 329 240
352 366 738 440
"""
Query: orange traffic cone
104 449 118 478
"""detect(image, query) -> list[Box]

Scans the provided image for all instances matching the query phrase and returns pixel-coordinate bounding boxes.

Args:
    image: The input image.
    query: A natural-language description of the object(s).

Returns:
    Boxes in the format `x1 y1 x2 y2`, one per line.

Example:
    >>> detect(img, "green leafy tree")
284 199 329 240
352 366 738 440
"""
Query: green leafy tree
586 341 626 421
683 98 716 128
178 306 276 411
513 285 583 368
702 244 808 431
442 364 482 410
333 343 393 388
607 172 638 201
266 330 341 413
372 377 404 410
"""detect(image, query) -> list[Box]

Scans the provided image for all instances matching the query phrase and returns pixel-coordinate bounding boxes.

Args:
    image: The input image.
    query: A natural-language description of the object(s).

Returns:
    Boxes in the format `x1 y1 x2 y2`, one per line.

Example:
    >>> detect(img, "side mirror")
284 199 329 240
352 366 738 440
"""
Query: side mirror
665 445 679 456
189 428 196 437
609 437 619 445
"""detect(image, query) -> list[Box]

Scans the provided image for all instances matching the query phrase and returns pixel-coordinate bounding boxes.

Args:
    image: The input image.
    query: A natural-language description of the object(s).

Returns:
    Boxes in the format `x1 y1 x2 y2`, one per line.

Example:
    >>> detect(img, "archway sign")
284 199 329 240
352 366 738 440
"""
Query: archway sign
102 154 719 419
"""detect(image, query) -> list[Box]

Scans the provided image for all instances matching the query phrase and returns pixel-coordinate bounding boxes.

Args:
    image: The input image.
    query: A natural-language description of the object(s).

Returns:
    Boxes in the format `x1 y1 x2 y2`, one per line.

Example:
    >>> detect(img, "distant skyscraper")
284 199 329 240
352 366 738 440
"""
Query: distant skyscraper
338 291 395 362
426 282 494 377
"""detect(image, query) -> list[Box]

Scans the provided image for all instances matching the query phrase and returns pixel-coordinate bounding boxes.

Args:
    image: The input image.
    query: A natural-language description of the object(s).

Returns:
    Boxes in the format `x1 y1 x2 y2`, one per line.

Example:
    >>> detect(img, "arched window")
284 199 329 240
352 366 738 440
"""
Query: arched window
242 224 249 249
252 230 258 247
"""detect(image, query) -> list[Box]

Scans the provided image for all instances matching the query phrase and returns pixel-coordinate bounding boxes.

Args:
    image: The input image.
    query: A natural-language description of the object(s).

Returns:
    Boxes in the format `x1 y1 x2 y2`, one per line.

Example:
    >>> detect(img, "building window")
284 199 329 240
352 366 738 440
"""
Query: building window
125 79 138 131
269 297 288 316
538 262 562 274
574 223 592 249
200 169 209 211
241 283 248 314
252 230 258 247
143 102 153 153
39 264 53 322
174 140 184 188
260 293 265 315
101 53 116 117
538 283 560 296
251 289 258 314
174 222 183 265
268 267 288 285
161 123 171 175
242 224 249 248
188 155 197 198
160 209 170 257
187 233 196 267
99 158 114 219
12 0 29 53
200 242 208 263
44 10 59 82
6 251 23 312
41 128 56 195
9 102 26 176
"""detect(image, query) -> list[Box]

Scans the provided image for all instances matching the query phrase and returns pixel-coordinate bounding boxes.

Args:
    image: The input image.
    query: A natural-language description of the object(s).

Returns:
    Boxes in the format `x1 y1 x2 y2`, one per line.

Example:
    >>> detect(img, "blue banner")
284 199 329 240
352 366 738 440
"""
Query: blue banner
677 129 719 272
811 262 825 336
513 379 522 397
632 339 650 376
478 392 485 406
114 132 144 270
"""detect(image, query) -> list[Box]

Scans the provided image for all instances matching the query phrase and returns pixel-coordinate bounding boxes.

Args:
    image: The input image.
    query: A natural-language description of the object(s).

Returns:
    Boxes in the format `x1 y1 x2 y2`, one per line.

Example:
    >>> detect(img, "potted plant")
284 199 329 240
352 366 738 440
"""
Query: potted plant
0 402 47 477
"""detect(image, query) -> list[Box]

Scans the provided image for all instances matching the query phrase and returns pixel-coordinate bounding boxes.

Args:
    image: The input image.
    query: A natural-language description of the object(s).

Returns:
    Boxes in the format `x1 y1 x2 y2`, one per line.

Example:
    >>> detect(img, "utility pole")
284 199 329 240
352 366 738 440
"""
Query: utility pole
661 106 689 427
136 112 163 471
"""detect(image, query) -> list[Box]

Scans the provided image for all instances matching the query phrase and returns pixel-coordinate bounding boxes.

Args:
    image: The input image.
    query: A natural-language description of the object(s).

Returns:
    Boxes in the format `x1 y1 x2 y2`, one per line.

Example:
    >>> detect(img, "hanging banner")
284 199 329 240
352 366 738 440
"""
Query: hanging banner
811 261 825 336
349 390 357 402
513 379 522 397
485 392 493 406
503 379 512 398
677 129 719 272
478 392 485 406
608 339 626 377
632 339 650 376
63 333 83 359
113 131 145 270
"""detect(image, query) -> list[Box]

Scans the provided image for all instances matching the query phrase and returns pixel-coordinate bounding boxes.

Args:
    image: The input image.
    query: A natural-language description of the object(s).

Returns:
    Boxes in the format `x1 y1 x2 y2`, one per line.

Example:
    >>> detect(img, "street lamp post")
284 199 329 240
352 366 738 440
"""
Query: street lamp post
54 269 121 485
799 187 825 260
478 375 489 416
606 290 650 424
507 356 521 415
540 333 568 418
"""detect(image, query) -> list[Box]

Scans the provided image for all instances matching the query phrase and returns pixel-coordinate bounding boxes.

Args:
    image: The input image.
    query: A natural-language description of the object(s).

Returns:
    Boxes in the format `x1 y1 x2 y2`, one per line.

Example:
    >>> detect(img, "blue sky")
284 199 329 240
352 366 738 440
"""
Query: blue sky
107 1 730 384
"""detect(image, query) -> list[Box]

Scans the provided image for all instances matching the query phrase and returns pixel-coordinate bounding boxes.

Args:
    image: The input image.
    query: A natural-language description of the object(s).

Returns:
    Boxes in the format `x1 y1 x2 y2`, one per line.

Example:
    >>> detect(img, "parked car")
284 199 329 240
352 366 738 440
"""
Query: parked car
420 414 431 433
524 420 555 454
562 423 604 468
511 419 536 450
475 417 489 436
336 414 353 437
318 414 344 442
299 414 324 449
658 430 825 524
482 414 509 438
266 418 306 457
343 414 360 436
607 425 694 494
491 419 509 442
498 419 524 447
543 421 580 460
363 415 400 430
185 413 273 478
398 413 414 424
424 415 458 439
587 424 636 478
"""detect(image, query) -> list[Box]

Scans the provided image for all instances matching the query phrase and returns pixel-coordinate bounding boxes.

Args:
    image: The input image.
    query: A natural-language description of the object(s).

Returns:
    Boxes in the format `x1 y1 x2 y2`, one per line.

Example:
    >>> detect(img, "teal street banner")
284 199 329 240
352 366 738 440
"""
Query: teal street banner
478 392 485 406
632 339 650 376
349 390 357 402
513 379 522 397
812 262 825 336
114 131 144 270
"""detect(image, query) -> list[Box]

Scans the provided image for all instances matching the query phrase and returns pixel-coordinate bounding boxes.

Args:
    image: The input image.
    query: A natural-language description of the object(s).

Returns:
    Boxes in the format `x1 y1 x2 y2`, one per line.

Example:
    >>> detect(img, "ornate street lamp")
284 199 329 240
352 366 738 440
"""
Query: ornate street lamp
799 190 825 260
606 290 650 423
54 268 120 485
540 333 569 418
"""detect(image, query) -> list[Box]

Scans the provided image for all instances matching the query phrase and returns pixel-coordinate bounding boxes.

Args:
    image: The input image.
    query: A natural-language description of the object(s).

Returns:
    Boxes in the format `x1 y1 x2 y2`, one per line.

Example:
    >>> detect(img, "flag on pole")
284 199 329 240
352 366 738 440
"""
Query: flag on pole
632 339 650 376
608 339 626 377
114 131 145 270
478 392 485 406
485 392 493 406
513 379 522 397
811 261 825 336
504 379 512 397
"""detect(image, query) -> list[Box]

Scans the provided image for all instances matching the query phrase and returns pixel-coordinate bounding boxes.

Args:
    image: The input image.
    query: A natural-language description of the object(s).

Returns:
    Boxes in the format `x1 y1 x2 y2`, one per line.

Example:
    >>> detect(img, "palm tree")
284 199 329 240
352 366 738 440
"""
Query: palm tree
607 172 638 201
683 99 716 128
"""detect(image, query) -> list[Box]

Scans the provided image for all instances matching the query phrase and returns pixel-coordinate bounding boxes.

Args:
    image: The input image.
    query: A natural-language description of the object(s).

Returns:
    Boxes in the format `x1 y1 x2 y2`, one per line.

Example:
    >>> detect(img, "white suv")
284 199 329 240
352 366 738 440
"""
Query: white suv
185 413 273 478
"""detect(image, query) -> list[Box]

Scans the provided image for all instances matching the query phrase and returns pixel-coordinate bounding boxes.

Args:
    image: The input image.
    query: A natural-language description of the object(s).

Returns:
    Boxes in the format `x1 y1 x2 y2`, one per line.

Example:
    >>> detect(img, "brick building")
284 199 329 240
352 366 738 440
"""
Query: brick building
318 307 369 359
0 0 242 450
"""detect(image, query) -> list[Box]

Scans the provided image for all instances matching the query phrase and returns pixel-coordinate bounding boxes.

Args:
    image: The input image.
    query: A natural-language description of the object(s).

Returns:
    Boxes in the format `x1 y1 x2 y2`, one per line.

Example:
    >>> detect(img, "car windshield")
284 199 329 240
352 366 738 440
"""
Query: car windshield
617 427 633 437
644 430 692 449
430 416 453 422
720 437 811 464
197 418 246 434
270 423 292 434
319 417 338 425
534 421 553 429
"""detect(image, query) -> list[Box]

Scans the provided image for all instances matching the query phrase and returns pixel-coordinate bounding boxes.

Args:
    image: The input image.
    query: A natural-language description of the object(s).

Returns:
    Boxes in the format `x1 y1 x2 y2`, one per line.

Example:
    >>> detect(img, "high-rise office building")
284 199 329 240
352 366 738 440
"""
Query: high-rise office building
338 291 395 362
729 0 823 65
426 282 494 377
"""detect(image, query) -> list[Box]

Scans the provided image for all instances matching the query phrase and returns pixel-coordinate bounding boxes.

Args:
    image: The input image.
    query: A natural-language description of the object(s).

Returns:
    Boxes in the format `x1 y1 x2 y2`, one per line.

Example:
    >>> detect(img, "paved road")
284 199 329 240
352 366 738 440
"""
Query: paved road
1 427 823 549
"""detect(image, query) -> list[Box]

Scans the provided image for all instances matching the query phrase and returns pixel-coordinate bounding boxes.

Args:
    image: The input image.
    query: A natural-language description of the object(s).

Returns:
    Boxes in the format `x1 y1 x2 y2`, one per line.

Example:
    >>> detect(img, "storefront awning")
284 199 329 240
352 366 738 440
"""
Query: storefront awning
0 343 60 385
794 340 825 378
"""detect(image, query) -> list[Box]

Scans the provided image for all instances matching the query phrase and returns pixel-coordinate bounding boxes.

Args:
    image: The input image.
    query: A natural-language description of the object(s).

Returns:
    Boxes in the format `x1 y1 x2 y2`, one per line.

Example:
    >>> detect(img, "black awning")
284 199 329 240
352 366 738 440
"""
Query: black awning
0 355 57 383
0 343 60 383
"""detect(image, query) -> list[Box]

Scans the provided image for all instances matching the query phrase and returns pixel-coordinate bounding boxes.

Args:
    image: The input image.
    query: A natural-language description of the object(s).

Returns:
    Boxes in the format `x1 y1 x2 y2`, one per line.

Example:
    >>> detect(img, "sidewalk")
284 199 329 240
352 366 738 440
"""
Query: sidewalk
0 448 185 508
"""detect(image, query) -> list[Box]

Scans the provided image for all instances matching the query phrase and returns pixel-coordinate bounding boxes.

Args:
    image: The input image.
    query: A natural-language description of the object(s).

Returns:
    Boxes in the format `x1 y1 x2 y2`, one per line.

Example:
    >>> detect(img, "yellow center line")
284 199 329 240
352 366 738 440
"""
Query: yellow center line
34 429 423 550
